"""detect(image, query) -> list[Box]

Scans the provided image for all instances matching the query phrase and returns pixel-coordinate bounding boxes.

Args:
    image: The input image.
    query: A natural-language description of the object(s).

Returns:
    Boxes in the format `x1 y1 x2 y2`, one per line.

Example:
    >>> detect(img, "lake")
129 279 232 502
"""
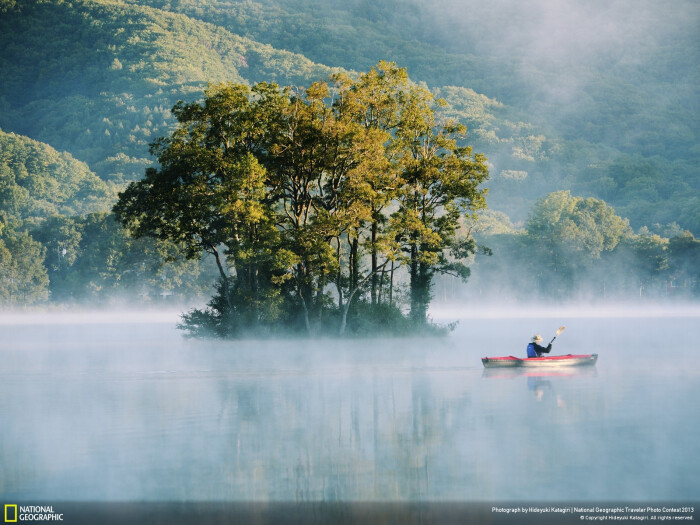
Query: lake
1 305 698 523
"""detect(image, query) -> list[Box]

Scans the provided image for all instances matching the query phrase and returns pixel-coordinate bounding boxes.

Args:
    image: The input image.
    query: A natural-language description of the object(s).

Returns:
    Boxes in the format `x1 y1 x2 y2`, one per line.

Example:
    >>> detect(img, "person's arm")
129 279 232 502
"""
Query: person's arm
534 343 551 355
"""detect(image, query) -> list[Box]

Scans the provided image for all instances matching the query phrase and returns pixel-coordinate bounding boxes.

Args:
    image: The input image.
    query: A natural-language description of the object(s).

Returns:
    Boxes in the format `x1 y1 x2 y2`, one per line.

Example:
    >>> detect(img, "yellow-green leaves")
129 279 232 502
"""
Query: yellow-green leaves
116 62 490 335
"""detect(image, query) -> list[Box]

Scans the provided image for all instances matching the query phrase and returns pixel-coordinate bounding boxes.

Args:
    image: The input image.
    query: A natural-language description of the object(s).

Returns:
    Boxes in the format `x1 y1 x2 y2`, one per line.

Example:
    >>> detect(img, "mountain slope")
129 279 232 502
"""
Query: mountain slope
87 0 700 232
127 0 699 160
0 129 115 221
0 0 697 232
0 0 335 181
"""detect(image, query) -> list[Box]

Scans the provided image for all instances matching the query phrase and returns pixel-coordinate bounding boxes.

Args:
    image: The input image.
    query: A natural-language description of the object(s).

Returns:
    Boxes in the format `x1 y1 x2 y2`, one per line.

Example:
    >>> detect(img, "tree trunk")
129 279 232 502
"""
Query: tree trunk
297 263 312 335
298 289 312 334
336 239 344 310
339 261 388 335
251 226 259 322
351 236 359 292
347 233 360 299
378 263 386 305
409 247 433 325
211 245 233 311
417 260 431 323
338 288 357 336
409 243 419 322
317 266 325 325
370 220 377 305
389 260 395 307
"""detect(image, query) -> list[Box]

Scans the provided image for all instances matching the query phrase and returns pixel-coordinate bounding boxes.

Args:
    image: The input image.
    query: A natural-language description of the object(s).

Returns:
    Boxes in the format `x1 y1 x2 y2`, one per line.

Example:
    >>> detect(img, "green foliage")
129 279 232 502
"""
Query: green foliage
0 129 115 220
27 213 217 305
123 0 698 234
468 192 699 299
522 191 632 294
526 191 631 259
616 231 670 290
342 300 451 337
466 209 517 236
0 126 217 307
116 63 489 336
668 232 700 292
0 228 49 306
0 0 697 311
0 0 696 235
0 0 334 181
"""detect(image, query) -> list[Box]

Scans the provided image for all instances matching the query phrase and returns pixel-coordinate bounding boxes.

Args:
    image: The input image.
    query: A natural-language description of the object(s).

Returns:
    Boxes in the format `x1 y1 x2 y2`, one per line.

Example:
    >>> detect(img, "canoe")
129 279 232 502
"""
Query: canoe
481 354 598 368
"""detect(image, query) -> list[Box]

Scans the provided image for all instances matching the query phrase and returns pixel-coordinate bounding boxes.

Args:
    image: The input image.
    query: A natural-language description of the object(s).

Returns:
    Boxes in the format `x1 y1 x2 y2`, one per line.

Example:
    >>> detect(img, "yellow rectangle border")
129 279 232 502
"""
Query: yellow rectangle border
4 504 18 523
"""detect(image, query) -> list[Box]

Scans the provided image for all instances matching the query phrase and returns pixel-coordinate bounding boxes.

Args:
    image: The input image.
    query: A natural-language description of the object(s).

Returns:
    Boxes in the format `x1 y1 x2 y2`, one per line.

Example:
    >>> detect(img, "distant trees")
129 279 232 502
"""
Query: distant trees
2 0 697 235
1 0 696 313
465 191 699 300
114 62 490 336
668 232 700 292
0 229 49 306
0 130 115 221
523 191 632 294
0 126 217 308
26 213 216 305
0 0 334 182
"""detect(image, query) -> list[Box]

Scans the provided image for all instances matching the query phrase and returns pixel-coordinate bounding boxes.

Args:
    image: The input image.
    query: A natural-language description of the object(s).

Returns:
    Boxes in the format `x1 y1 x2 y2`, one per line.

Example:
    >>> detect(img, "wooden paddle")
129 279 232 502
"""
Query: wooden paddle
549 325 566 344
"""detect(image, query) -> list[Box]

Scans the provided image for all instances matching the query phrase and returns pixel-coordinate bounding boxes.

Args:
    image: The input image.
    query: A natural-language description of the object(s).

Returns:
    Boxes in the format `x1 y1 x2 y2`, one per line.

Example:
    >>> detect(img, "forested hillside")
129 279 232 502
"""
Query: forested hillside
124 0 700 231
0 0 335 182
0 129 115 221
0 0 697 312
1 0 697 231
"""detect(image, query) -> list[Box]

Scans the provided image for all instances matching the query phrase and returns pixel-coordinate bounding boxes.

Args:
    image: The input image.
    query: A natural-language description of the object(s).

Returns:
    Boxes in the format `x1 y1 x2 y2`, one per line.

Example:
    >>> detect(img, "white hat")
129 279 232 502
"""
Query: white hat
532 334 543 343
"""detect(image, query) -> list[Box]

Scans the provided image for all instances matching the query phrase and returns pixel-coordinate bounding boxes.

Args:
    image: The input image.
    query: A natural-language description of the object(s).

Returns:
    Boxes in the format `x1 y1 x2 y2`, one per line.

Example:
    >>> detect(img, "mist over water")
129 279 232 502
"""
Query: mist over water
1 306 698 502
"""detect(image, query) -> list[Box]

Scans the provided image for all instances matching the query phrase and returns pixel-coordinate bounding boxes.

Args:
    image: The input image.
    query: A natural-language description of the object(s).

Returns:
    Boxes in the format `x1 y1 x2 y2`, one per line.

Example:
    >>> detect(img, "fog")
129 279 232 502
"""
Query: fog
1 305 699 504
438 0 690 63
412 0 698 100
2 1 698 513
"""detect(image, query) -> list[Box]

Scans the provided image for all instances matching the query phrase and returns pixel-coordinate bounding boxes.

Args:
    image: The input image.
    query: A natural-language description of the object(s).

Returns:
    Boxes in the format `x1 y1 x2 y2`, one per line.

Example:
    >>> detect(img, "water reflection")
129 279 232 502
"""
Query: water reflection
209 371 480 502
2 365 483 501
482 366 598 413
1 314 699 503
481 367 599 380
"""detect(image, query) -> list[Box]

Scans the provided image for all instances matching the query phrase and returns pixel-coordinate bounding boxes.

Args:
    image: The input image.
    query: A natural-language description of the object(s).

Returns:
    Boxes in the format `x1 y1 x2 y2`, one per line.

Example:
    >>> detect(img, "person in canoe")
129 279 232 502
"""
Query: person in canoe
527 334 552 357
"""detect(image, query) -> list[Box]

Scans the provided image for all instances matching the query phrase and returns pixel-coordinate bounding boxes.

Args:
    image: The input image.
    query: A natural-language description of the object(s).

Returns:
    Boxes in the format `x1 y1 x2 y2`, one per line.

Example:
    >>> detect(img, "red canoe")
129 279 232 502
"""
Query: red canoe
481 354 598 368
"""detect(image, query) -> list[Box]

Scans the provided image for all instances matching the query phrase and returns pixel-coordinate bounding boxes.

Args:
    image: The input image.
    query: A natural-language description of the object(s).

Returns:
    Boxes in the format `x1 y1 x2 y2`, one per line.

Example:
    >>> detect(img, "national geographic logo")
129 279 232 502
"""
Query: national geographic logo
4 505 63 521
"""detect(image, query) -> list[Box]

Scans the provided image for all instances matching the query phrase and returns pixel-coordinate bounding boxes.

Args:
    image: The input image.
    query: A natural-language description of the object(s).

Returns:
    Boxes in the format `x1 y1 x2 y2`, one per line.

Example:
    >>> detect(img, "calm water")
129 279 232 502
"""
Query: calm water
1 307 699 503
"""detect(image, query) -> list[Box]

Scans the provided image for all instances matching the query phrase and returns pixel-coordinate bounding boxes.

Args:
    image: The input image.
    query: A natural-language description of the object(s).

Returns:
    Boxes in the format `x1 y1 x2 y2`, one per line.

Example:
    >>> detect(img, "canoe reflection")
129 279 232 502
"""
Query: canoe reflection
482 366 597 406
481 366 598 379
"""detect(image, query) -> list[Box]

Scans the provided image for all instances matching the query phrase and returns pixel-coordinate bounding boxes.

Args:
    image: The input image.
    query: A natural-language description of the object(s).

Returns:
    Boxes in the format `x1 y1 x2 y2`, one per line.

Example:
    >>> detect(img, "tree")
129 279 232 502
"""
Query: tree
20 211 215 305
0 129 113 221
115 63 490 337
29 215 82 302
391 84 489 323
115 82 296 334
524 191 632 294
118 85 252 302
0 229 49 306
668 231 700 295
622 230 669 295
330 62 405 312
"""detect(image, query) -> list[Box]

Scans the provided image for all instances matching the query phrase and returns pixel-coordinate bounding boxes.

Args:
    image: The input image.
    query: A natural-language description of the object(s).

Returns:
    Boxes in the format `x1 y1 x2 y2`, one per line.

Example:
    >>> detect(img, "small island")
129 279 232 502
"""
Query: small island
113 62 490 338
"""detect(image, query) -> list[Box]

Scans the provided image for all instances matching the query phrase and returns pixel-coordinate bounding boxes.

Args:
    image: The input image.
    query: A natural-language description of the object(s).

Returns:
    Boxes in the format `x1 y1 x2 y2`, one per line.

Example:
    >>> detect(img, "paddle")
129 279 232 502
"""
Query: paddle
549 325 566 344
